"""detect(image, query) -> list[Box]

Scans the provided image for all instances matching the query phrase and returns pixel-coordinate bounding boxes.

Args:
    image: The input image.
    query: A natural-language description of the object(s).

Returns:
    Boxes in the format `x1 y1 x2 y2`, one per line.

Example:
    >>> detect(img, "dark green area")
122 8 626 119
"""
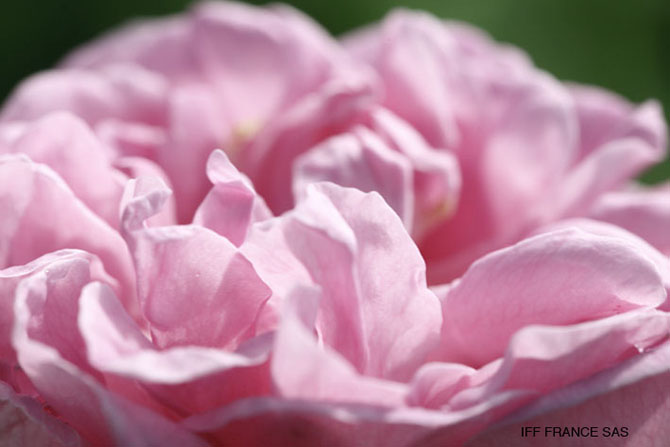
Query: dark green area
2 0 668 181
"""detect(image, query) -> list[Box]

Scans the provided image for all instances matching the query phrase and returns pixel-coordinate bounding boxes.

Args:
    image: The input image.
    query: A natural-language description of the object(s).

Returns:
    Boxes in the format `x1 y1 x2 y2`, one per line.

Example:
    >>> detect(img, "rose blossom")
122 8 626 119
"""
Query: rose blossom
1 2 670 447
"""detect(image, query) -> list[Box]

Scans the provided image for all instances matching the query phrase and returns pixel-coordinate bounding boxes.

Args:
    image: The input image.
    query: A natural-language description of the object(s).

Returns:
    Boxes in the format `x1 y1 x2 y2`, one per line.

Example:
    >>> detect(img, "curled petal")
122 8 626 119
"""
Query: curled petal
282 183 441 380
121 177 272 349
194 150 272 245
0 155 134 311
589 184 670 255
0 381 82 447
11 261 207 446
440 227 666 366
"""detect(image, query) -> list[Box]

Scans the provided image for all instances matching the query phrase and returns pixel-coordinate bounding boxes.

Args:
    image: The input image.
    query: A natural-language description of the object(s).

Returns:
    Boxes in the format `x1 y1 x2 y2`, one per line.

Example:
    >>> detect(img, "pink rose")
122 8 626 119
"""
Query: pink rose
1 2 669 447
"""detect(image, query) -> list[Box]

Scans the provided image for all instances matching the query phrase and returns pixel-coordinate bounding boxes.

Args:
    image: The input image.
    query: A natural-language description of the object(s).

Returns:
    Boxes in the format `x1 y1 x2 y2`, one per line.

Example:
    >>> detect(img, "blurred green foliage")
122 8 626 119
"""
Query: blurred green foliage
1 0 668 181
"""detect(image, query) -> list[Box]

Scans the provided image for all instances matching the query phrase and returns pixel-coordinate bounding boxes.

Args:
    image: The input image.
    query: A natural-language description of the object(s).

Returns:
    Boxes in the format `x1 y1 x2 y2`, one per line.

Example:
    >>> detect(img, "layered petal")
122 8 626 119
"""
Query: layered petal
0 155 134 311
78 281 272 415
0 381 82 447
0 65 167 127
121 176 272 349
11 255 207 446
439 227 666 366
0 112 125 226
294 129 414 229
467 341 670 447
345 10 668 285
271 287 407 407
281 183 441 380
589 184 670 255
194 149 272 245
294 108 461 237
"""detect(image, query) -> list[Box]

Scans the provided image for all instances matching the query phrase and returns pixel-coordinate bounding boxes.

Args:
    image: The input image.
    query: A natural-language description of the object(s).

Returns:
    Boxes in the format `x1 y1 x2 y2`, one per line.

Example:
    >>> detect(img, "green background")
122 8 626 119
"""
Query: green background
2 0 668 182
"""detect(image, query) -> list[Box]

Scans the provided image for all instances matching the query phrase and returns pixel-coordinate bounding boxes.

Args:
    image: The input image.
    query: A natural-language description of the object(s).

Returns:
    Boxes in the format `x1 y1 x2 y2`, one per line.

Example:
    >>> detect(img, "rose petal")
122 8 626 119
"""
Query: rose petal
449 309 670 410
78 281 272 414
0 381 82 447
271 287 407 407
589 184 670 255
282 183 441 380
121 176 272 349
1 112 125 226
439 227 666 366
11 262 207 446
466 340 670 447
194 149 272 245
0 155 135 312
294 129 414 230
0 66 167 126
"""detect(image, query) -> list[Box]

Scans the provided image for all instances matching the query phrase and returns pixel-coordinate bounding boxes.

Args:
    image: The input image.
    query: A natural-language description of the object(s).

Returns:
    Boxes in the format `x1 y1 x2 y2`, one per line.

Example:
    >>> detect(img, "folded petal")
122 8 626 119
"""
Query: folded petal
365 108 461 238
536 86 666 222
450 309 670 410
1 112 125 226
271 287 407 407
439 227 666 366
1 251 99 363
0 155 135 312
589 184 670 255
159 84 229 222
78 281 272 414
194 150 272 245
534 219 670 296
11 262 207 446
466 340 670 447
0 381 82 447
240 78 375 213
281 183 441 380
0 65 168 126
294 129 414 229
343 10 462 148
569 84 666 162
121 176 272 349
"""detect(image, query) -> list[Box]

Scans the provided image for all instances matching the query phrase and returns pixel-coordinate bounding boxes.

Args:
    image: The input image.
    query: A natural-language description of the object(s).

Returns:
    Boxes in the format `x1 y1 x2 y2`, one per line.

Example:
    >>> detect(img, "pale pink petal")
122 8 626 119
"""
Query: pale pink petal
343 10 461 148
281 183 441 380
182 386 528 447
11 263 207 446
294 129 414 229
2 112 125 226
365 108 461 238
190 1 347 124
194 150 272 245
240 78 375 213
0 66 167 126
63 16 193 78
159 84 229 222
439 227 666 366
113 156 177 227
0 381 82 447
121 176 272 349
466 340 670 447
449 309 670 410
589 184 670 255
541 87 666 221
0 250 110 369
0 155 135 312
271 287 407 407
78 281 272 414
534 219 670 299
546 138 666 222
96 120 166 160
569 84 666 161
407 361 498 410
238 217 317 335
